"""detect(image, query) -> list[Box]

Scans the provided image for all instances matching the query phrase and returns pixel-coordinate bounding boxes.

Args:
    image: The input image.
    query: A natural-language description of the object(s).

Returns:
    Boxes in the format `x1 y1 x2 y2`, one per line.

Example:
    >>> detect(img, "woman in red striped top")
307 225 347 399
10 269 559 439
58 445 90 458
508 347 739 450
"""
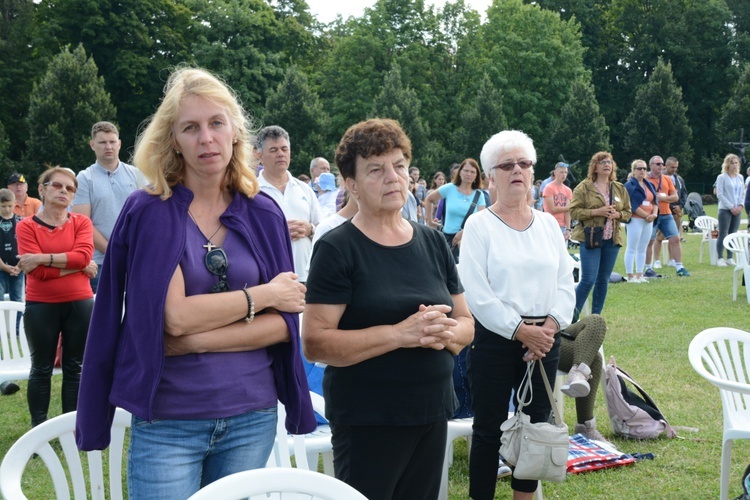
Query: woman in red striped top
17 166 96 427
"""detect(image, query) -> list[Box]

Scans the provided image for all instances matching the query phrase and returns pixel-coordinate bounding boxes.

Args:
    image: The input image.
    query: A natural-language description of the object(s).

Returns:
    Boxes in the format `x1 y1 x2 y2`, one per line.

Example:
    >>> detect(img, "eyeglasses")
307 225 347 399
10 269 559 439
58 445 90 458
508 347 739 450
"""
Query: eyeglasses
205 248 229 293
44 181 77 194
598 159 613 165
652 162 664 166
492 160 534 171
634 167 647 171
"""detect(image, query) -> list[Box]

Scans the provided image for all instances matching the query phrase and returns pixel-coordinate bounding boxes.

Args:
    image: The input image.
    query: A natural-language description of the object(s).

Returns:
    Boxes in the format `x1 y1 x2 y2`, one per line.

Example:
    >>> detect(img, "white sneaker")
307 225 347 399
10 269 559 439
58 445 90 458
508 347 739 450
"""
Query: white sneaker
497 462 512 478
653 260 662 269
667 259 677 268
561 363 592 398
727 258 736 266
637 276 649 283
717 258 727 267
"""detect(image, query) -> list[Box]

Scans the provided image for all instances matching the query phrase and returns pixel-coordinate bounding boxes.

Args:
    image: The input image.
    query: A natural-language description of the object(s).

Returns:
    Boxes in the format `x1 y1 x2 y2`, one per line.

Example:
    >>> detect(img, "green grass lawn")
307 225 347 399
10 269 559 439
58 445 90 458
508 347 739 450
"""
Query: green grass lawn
1 204 748 499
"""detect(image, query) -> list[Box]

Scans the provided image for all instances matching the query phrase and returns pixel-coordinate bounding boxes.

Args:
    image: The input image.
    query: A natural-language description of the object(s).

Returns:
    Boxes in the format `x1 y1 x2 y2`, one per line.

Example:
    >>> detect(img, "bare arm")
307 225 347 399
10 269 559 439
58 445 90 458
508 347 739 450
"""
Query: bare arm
164 265 306 336
302 303 458 367
443 293 475 356
543 196 569 214
164 312 290 355
71 204 109 254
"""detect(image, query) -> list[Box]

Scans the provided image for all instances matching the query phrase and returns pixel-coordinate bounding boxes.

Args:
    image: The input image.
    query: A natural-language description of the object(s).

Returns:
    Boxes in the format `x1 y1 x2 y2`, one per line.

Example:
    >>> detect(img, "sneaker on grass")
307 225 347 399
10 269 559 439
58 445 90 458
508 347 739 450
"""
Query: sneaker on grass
676 267 691 277
653 260 662 269
667 259 677 268
644 268 658 278
718 258 727 267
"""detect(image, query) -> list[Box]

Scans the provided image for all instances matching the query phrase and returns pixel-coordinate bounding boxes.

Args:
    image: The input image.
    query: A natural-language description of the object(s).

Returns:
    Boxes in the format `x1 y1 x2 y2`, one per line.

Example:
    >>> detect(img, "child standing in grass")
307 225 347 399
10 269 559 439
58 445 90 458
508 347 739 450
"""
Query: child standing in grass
0 188 23 396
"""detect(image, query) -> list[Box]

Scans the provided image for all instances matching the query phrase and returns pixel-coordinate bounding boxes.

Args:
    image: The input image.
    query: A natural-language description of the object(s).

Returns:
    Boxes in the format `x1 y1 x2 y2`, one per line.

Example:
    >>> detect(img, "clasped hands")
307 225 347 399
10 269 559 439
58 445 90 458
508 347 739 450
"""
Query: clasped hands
596 204 619 220
516 318 557 362
399 304 456 351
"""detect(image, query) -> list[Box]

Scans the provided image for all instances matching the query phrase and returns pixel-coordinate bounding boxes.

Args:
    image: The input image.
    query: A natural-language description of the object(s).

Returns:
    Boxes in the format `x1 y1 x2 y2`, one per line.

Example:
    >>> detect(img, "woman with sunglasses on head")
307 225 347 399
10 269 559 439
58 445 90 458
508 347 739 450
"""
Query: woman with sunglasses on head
458 130 575 499
624 159 658 283
16 166 96 428
569 152 631 318
75 68 315 498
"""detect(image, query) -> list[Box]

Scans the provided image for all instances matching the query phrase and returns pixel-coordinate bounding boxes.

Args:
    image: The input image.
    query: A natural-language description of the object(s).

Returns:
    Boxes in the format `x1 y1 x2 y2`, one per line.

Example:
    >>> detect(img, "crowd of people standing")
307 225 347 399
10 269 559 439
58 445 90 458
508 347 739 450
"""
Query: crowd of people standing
4 63 748 500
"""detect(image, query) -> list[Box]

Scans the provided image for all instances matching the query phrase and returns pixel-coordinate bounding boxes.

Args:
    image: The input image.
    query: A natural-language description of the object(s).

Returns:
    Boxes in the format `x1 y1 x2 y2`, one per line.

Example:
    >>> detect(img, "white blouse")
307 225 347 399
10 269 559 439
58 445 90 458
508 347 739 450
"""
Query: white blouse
458 208 575 339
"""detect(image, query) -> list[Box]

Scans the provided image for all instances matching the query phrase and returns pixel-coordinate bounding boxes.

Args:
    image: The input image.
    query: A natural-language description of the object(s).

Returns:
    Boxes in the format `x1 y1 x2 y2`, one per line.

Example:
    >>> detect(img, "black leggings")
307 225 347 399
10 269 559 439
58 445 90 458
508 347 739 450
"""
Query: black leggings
25 299 94 427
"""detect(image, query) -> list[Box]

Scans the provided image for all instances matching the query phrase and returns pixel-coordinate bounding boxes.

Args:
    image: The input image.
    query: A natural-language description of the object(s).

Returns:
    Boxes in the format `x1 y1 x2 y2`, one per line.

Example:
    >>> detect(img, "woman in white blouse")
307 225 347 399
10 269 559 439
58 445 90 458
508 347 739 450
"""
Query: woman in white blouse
716 153 745 266
458 130 575 500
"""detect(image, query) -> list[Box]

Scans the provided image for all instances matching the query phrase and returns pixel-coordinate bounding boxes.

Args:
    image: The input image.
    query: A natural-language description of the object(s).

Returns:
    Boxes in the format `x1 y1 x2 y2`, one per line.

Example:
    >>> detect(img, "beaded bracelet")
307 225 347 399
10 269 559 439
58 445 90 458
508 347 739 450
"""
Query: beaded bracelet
49 254 54 267
241 286 255 324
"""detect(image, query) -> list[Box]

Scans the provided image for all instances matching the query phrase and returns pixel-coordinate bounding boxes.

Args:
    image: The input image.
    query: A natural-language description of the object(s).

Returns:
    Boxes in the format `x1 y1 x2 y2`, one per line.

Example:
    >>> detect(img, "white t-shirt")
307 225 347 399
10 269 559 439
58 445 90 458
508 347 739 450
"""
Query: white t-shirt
258 172 321 282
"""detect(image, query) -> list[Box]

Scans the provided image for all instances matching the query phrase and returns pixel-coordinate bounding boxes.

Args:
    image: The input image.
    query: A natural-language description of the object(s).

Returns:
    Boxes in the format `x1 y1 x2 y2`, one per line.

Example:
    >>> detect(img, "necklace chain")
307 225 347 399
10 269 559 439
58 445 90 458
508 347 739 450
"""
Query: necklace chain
188 210 223 252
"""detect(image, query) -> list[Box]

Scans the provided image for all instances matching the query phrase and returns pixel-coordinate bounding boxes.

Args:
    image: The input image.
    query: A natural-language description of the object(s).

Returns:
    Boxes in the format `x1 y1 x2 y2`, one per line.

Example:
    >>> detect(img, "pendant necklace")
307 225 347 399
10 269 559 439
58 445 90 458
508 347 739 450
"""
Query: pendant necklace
188 210 223 253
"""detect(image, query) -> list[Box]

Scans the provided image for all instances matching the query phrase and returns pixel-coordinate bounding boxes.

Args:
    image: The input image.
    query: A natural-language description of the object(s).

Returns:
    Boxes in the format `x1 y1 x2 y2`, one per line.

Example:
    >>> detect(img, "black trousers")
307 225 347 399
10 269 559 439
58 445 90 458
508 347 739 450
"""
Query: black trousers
468 321 561 498
25 299 94 427
331 420 447 500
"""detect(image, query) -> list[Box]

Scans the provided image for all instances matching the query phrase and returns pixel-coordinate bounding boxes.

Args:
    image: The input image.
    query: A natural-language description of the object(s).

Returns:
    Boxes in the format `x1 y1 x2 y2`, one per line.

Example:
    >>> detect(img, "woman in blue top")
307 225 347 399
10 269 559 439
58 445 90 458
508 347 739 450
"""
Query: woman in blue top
75 68 315 498
716 153 745 266
424 158 486 262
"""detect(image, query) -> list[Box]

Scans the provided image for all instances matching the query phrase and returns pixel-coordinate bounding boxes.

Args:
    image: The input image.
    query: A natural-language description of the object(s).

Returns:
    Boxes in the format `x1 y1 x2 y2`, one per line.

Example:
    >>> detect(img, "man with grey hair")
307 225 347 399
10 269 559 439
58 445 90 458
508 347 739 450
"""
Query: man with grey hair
256 126 320 283
309 157 331 195
72 121 145 292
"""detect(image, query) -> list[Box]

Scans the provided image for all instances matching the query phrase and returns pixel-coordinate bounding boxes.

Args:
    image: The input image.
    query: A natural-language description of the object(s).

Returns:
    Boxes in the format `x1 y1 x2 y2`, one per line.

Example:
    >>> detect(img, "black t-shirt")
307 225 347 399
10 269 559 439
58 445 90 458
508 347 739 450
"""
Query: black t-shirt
0 215 20 266
306 220 463 426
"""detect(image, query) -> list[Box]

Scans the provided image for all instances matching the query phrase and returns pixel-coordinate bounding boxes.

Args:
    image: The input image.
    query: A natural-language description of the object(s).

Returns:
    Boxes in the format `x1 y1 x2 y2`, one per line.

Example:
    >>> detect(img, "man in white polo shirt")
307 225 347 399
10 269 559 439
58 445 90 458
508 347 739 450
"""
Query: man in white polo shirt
256 126 320 283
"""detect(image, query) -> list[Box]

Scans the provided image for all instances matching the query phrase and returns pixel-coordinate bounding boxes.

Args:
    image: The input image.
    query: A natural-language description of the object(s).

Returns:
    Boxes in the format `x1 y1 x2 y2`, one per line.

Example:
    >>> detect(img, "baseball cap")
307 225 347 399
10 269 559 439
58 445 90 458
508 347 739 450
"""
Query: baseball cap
7 173 26 185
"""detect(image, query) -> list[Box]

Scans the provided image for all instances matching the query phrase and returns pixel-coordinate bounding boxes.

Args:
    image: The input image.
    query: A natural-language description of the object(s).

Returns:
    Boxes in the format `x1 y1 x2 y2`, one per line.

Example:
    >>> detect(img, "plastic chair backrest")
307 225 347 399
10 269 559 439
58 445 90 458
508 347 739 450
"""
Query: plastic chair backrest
0 301 29 384
186 467 367 500
695 215 718 233
723 233 750 267
689 328 750 426
0 408 131 500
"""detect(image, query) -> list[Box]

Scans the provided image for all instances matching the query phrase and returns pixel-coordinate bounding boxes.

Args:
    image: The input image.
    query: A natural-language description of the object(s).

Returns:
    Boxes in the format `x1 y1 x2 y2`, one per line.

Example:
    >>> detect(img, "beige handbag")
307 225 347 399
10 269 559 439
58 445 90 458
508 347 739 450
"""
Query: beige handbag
500 360 569 483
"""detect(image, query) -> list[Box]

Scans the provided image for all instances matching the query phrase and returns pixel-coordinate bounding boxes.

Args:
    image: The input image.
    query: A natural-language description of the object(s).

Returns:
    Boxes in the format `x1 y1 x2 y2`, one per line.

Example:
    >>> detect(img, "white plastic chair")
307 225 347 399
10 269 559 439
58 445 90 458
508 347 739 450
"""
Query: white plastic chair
439 418 474 500
695 215 719 263
186 467 367 500
722 233 750 302
0 301 30 385
267 395 333 475
0 408 131 500
689 328 750 500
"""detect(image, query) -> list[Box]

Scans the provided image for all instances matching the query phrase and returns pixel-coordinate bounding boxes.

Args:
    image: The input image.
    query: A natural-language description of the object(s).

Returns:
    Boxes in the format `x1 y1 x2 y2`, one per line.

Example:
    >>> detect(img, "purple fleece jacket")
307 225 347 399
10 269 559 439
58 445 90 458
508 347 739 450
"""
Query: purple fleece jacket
76 184 316 451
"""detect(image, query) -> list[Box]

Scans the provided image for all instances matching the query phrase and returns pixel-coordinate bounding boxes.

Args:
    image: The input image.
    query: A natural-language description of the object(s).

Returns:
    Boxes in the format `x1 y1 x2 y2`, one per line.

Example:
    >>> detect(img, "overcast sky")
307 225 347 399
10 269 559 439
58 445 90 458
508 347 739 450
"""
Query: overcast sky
305 0 493 24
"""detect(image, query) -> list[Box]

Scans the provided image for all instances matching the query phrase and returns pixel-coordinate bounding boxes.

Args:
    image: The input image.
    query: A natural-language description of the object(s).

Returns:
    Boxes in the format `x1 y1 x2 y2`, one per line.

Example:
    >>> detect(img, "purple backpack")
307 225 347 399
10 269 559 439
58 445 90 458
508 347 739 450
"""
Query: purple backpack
604 356 677 439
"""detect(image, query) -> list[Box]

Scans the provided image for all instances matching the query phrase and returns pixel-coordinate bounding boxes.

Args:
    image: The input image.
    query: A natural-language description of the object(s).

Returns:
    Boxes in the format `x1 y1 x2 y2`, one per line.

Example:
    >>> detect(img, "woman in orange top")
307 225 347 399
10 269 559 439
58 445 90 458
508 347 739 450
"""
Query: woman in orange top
17 166 96 427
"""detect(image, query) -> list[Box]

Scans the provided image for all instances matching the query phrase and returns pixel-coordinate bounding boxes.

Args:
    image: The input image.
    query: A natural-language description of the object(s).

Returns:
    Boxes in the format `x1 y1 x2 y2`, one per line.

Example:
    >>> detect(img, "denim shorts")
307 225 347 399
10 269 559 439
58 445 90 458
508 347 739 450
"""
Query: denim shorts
127 407 277 499
651 214 678 240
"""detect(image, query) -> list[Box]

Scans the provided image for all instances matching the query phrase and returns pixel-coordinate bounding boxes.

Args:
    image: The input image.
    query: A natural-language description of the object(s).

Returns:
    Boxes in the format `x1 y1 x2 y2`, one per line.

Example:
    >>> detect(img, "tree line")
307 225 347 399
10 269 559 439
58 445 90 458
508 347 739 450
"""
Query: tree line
1 0 749 191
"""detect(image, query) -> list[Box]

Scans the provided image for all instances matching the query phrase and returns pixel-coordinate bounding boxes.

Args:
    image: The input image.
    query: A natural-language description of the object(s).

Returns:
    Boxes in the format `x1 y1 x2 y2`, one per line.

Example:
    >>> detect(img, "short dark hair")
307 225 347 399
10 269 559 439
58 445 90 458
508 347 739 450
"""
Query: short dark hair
334 119 412 180
256 125 290 151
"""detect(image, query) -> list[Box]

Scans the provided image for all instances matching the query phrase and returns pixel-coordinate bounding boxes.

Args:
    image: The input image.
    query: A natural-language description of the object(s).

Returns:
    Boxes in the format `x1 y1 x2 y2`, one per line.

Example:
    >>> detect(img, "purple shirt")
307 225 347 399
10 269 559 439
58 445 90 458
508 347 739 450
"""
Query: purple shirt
153 224 276 419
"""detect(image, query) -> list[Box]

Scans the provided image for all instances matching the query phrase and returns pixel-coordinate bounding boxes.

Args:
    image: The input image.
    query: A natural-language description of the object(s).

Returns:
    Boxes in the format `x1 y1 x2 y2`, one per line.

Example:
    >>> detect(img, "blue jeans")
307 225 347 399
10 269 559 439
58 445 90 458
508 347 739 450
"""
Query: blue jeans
576 239 620 315
0 271 23 331
128 407 277 499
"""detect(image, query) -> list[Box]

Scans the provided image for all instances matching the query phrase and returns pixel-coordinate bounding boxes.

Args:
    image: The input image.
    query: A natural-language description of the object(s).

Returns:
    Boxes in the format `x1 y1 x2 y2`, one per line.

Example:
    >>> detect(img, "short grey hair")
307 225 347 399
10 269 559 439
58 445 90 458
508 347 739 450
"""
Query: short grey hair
479 130 537 176
255 125 290 151
310 157 327 172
